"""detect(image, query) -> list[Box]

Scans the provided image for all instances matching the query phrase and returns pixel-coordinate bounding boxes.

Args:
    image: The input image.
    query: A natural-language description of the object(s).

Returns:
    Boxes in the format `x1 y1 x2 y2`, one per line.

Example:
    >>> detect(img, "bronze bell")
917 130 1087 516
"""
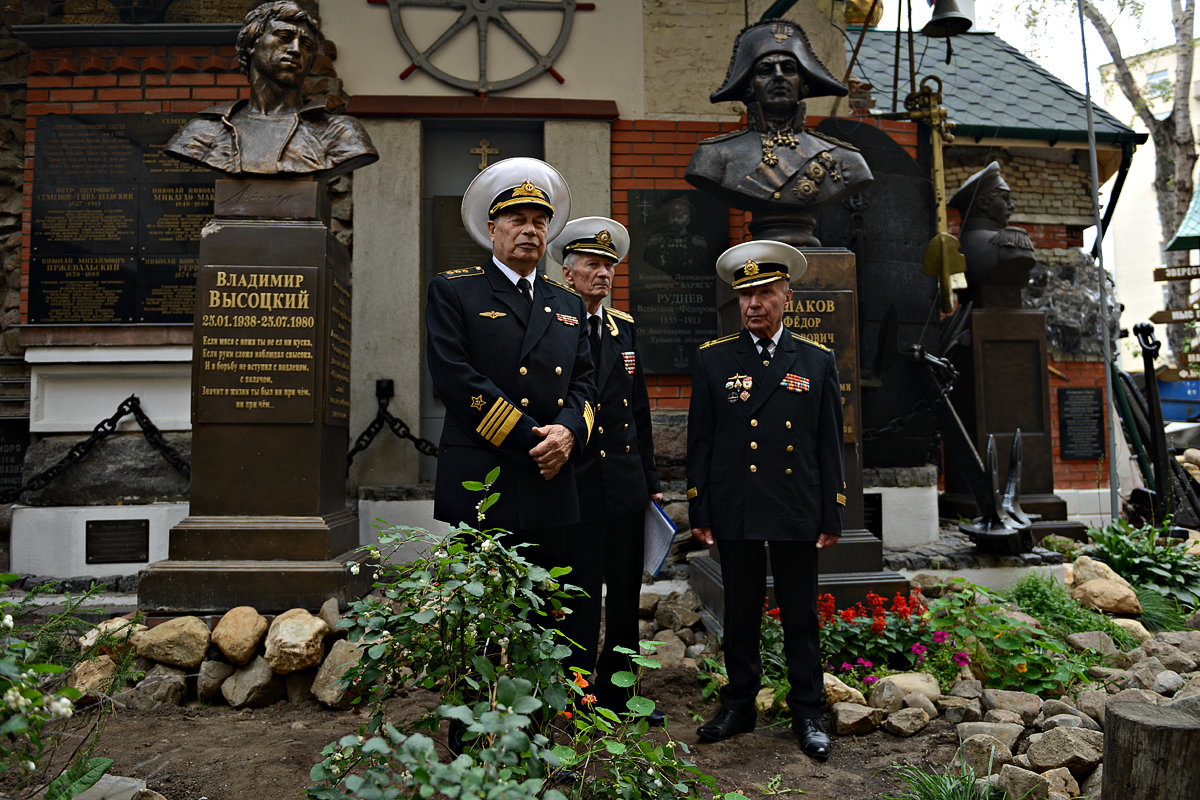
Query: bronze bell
922 0 974 38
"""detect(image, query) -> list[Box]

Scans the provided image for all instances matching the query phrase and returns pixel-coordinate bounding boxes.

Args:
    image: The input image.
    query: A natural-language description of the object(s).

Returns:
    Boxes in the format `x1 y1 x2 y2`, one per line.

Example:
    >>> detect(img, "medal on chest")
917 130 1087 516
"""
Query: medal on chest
725 373 752 403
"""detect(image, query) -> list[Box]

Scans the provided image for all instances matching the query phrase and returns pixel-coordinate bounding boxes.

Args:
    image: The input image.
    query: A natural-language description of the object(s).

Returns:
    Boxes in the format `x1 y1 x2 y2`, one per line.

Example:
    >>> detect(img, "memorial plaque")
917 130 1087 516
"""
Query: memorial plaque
30 114 216 324
782 289 858 443
194 265 319 423
85 518 150 564
32 184 138 255
326 276 351 426
1058 387 1105 460
627 190 725 373
28 255 137 323
0 420 29 495
137 256 198 323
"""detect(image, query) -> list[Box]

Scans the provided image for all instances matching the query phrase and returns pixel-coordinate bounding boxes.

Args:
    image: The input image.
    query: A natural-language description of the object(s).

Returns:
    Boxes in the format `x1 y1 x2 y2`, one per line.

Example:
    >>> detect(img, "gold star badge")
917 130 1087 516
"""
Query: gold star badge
470 395 485 410
744 260 759 277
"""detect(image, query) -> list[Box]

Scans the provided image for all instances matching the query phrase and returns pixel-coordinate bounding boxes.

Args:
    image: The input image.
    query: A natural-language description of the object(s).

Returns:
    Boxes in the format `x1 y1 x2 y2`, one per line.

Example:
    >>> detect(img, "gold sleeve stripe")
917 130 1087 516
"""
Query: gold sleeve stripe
687 487 698 499
582 401 595 444
835 493 846 506
699 333 739 350
476 398 522 446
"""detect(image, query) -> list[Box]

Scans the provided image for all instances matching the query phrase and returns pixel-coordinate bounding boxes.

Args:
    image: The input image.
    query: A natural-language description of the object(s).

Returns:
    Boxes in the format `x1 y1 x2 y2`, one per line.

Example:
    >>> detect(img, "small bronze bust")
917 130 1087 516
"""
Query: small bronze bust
165 1 377 179
949 161 1035 307
685 19 872 246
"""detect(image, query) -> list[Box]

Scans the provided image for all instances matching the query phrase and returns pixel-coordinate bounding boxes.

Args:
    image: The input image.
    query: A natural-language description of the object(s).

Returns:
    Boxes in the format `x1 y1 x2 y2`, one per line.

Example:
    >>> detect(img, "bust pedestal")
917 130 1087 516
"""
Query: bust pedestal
139 178 366 613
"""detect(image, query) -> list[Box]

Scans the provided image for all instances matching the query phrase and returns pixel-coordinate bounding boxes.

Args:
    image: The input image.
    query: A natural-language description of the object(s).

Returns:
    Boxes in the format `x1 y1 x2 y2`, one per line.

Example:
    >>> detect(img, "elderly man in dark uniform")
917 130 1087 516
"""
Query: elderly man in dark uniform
551 217 665 724
687 240 844 760
425 157 597 660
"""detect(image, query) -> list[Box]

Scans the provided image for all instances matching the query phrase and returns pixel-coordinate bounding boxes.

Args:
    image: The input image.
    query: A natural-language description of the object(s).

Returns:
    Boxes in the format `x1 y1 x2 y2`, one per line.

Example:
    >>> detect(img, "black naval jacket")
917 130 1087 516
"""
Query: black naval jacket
574 307 661 519
686 328 845 541
426 260 596 531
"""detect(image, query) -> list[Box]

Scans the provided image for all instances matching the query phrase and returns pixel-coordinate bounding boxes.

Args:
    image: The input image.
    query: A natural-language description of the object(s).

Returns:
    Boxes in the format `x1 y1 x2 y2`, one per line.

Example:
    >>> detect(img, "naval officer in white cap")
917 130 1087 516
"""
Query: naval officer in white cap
686 239 844 760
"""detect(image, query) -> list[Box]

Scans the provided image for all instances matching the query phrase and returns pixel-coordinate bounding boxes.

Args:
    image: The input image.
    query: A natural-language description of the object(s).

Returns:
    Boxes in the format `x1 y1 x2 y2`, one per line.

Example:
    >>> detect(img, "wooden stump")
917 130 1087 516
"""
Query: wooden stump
1103 700 1200 800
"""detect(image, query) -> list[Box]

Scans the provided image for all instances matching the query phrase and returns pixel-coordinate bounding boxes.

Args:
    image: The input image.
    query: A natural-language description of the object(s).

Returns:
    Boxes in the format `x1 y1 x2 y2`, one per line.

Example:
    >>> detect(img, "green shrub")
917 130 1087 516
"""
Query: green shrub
882 756 1001 800
1082 520 1200 609
928 579 1091 695
1134 585 1189 632
1007 572 1138 651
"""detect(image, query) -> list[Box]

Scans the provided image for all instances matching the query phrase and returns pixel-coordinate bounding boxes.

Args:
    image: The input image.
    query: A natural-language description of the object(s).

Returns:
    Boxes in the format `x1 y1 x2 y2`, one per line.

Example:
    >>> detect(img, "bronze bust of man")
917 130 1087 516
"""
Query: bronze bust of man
165 0 377 179
686 20 872 246
948 161 1035 307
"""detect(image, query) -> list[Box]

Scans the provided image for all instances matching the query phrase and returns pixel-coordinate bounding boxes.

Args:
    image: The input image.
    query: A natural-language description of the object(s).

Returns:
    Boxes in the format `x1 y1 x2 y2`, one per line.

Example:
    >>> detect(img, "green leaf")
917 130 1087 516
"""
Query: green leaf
479 494 499 514
603 739 628 755
0 714 28 736
464 581 485 597
28 663 66 675
411 609 435 625
461 481 485 492
485 466 501 485
44 757 113 800
550 743 579 766
610 670 637 688
626 696 656 716
511 695 542 714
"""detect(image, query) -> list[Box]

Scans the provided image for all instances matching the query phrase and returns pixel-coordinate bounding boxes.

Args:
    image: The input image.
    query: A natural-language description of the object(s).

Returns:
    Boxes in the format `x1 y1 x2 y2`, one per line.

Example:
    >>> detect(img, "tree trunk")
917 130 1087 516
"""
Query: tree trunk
1103 700 1200 799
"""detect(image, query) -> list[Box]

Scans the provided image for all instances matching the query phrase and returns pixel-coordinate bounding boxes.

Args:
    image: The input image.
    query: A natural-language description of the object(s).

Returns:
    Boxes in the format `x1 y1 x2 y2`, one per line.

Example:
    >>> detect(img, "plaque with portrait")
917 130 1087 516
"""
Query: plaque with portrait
627 189 726 373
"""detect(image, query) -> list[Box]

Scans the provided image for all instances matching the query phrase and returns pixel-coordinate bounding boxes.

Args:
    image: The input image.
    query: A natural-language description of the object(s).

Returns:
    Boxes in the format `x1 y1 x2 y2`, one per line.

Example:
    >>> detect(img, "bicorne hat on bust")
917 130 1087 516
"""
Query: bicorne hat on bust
460 156 571 249
549 216 630 265
710 18 848 103
716 240 808 289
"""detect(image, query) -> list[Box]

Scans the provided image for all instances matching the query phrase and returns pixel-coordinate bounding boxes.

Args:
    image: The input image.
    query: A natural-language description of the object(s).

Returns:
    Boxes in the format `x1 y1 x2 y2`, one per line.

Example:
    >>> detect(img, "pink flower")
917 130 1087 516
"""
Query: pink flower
840 662 853 673
856 658 874 669
952 651 970 666
863 675 879 684
932 631 950 644
911 643 928 656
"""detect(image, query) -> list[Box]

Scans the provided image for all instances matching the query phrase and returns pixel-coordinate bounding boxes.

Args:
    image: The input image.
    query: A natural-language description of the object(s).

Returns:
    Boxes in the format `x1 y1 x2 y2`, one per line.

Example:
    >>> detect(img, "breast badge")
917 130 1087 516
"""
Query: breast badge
725 373 752 403
479 310 506 319
555 313 580 326
622 351 636 374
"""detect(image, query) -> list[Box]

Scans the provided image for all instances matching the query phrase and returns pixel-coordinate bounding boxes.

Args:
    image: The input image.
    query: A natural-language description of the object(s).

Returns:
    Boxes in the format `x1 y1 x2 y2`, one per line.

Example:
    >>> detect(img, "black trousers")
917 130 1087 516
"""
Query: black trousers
584 511 645 706
519 523 603 675
716 539 822 719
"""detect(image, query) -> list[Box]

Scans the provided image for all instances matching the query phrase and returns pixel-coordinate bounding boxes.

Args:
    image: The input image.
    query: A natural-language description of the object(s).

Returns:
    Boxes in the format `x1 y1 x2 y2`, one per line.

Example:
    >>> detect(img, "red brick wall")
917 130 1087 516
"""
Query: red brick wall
21 44 247 322
611 116 920 411
1049 358 1110 490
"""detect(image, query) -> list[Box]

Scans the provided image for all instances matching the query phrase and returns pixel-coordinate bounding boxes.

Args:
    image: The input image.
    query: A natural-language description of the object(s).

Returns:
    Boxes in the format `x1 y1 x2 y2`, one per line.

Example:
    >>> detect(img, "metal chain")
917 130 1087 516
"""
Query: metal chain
347 384 439 466
0 394 190 505
861 357 958 442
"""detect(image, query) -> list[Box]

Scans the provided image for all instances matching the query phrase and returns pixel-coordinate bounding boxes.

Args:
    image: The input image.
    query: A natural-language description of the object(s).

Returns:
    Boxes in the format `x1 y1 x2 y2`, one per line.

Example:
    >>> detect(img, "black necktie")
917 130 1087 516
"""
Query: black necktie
758 337 772 365
517 277 533 305
589 315 602 364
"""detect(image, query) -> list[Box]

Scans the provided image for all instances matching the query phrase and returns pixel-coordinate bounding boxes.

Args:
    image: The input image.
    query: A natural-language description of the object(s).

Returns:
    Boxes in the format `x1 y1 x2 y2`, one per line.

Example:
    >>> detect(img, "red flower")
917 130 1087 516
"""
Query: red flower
817 594 837 624
766 607 781 620
840 608 857 623
573 671 589 689
581 694 597 706
865 592 885 614
870 617 886 635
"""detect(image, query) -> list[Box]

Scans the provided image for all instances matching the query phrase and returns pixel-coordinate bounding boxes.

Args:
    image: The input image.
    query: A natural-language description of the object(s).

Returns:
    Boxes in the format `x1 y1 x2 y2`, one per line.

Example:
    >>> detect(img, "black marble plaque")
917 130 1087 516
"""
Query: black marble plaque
627 190 726 373
195 264 319 424
30 114 217 324
85 518 150 564
783 290 858 443
28 255 137 323
0 419 29 494
1058 387 1105 460
325 275 351 426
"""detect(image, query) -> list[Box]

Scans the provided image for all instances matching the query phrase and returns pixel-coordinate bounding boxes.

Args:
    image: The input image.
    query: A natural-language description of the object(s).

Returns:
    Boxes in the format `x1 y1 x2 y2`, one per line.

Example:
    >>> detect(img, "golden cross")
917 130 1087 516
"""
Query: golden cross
470 138 500 171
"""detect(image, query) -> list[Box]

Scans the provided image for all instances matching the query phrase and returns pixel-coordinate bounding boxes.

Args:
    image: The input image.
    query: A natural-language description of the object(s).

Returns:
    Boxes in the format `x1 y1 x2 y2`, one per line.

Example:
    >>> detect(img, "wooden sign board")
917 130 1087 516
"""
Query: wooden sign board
1150 307 1199 324
1154 265 1200 282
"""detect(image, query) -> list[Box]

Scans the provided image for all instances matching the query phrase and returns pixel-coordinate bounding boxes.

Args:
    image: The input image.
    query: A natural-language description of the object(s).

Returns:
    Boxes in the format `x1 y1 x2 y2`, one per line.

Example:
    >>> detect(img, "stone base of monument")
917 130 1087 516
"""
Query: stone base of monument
139 178 361 615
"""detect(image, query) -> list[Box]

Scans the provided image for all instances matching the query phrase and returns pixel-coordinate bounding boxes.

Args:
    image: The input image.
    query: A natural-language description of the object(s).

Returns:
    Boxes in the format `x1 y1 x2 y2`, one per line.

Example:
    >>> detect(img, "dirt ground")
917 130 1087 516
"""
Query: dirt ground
30 666 959 800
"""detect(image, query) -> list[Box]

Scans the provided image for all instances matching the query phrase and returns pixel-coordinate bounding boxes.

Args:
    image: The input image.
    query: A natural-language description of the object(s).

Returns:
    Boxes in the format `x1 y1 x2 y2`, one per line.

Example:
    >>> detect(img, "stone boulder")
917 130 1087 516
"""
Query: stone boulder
213 606 268 666
998 764 1049 800
1040 700 1101 732
1065 630 1124 663
286 670 317 703
654 591 701 630
1175 675 1200 702
263 609 329 674
1111 617 1152 642
956 721 1025 752
79 617 146 658
318 597 343 639
1108 687 1163 706
133 616 211 669
823 672 865 707
121 664 187 710
984 709 1024 725
1079 765 1102 798
832 702 884 735
957 733 1012 777
882 707 929 737
69 654 117 702
1126 656 1166 690
1042 766 1079 797
1072 555 1132 588
222 655 285 708
868 672 940 713
1153 669 1185 696
982 688 1042 725
904 692 938 719
938 696 983 724
950 679 984 699
1025 726 1105 775
646 630 687 669
1075 689 1108 727
638 592 660 619
197 658 235 703
1136 640 1198 673
1071 578 1141 614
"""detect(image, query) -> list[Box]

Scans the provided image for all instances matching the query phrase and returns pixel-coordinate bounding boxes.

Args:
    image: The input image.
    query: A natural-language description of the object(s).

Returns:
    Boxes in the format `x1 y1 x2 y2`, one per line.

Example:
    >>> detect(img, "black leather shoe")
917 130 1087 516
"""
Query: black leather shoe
793 717 831 761
648 708 666 727
696 706 756 742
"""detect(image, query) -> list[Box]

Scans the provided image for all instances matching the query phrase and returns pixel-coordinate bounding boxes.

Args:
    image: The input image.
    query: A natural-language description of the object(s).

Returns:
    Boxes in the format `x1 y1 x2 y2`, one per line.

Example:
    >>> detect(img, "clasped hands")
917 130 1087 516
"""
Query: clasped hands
530 424 575 479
